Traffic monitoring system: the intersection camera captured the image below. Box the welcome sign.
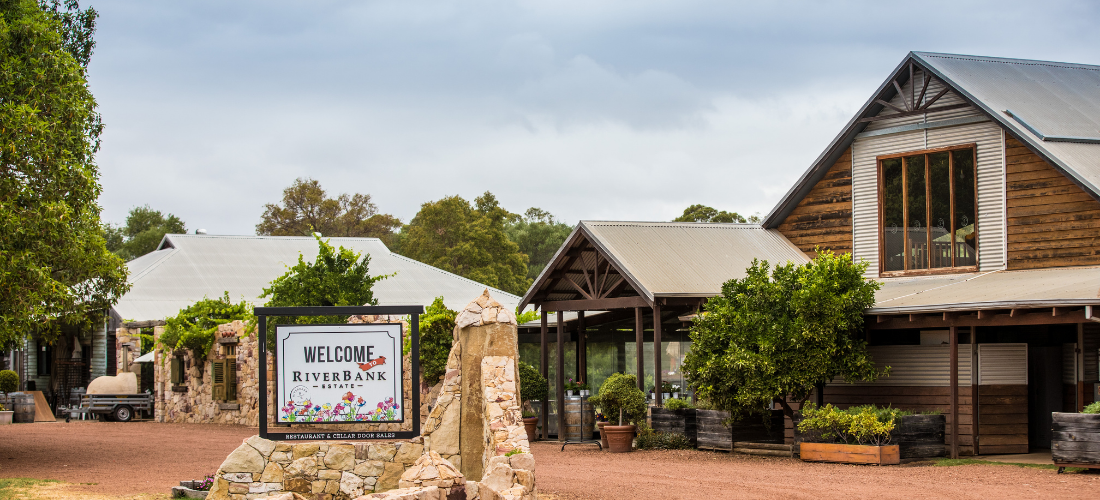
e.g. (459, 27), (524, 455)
(276, 324), (403, 424)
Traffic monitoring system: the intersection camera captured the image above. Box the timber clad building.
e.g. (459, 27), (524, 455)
(521, 52), (1100, 457)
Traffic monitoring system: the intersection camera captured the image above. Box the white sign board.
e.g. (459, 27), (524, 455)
(276, 324), (403, 424)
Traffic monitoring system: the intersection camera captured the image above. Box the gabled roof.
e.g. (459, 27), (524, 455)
(764, 51), (1100, 228)
(519, 221), (808, 310)
(114, 234), (520, 321)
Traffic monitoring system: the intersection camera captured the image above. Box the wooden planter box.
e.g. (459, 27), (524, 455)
(1052, 412), (1100, 466)
(696, 409), (732, 450)
(651, 408), (698, 447)
(800, 442), (900, 465)
(893, 414), (946, 459)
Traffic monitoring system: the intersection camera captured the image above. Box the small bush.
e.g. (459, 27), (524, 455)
(416, 297), (457, 383)
(0, 370), (18, 393)
(518, 361), (548, 404)
(1084, 402), (1100, 415)
(663, 398), (694, 411)
(635, 423), (694, 450)
(798, 403), (901, 446)
(588, 373), (647, 426)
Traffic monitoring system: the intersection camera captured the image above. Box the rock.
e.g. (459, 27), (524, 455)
(325, 479), (340, 494)
(253, 493), (308, 500)
(284, 477), (311, 494)
(455, 310), (481, 329)
(514, 469), (535, 491)
(354, 460), (386, 477)
(228, 483), (249, 494)
(479, 465), (513, 494)
(340, 471), (365, 496)
(507, 453), (534, 472)
(377, 461), (406, 491)
(223, 472), (254, 483)
(285, 457), (319, 478)
(206, 477), (230, 500)
(393, 442), (424, 465)
(247, 435), (278, 457)
(318, 469), (342, 480)
(219, 442), (266, 473)
(325, 444), (356, 470)
(369, 443), (398, 461)
(431, 401), (461, 455)
(260, 462), (284, 483)
(292, 443), (320, 460)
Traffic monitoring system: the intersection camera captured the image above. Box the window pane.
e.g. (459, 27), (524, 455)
(953, 149), (977, 267)
(882, 158), (904, 271)
(929, 152), (952, 268)
(906, 155), (928, 270)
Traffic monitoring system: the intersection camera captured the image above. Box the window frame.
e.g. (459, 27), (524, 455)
(877, 143), (979, 277)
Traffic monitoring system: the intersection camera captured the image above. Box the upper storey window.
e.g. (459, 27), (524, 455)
(880, 145), (977, 275)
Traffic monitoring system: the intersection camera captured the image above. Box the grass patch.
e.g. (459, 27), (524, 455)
(0, 479), (59, 500)
(934, 458), (1085, 472)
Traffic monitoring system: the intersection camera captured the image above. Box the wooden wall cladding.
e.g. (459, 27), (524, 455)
(1005, 137), (1100, 269)
(977, 385), (1029, 455)
(778, 148), (853, 259)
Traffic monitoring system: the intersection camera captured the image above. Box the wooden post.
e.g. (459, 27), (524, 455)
(950, 325), (959, 459)
(578, 311), (587, 385)
(635, 307), (644, 392)
(556, 311), (566, 441)
(654, 303), (663, 406)
(540, 310), (549, 440)
(971, 326), (979, 456)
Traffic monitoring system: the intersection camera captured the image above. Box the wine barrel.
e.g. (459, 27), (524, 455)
(11, 393), (35, 423)
(561, 396), (595, 441)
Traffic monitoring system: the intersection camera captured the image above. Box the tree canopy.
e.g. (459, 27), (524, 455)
(261, 235), (388, 333)
(0, 0), (128, 345)
(103, 205), (186, 261)
(504, 207), (573, 281)
(673, 204), (760, 224)
(394, 192), (531, 296)
(256, 178), (402, 244)
(682, 251), (885, 420)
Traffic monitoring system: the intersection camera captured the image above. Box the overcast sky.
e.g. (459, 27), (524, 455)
(89, 0), (1100, 235)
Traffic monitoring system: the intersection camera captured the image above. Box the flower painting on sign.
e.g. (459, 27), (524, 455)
(276, 324), (403, 423)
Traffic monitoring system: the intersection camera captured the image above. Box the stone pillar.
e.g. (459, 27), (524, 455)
(453, 290), (518, 481)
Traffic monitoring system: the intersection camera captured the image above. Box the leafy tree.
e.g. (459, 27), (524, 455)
(103, 205), (186, 260)
(159, 292), (254, 359)
(395, 192), (531, 296)
(257, 178), (402, 244)
(261, 235), (389, 342)
(504, 208), (573, 281)
(673, 204), (760, 224)
(0, 0), (129, 345)
(682, 251), (885, 421)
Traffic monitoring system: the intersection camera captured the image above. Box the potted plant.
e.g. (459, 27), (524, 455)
(565, 378), (579, 397)
(797, 404), (900, 465)
(518, 362), (547, 443)
(588, 373), (647, 453)
(0, 403), (11, 425)
(661, 381), (674, 401)
(1052, 402), (1100, 469)
(595, 411), (610, 448)
(578, 382), (590, 397)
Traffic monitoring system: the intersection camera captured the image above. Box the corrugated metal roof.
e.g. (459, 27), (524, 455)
(764, 51), (1100, 228)
(869, 266), (1100, 314)
(581, 221), (809, 298)
(113, 234), (519, 321)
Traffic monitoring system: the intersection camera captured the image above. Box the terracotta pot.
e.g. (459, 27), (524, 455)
(523, 417), (539, 442)
(603, 424), (636, 453)
(597, 421), (609, 449)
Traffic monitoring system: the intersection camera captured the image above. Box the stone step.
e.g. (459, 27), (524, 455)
(733, 441), (791, 451)
(733, 447), (793, 457)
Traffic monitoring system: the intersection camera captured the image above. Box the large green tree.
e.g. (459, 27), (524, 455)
(103, 205), (186, 260)
(682, 251), (885, 420)
(0, 0), (128, 345)
(256, 178), (402, 244)
(504, 207), (573, 281)
(673, 204), (760, 224)
(395, 192), (531, 296)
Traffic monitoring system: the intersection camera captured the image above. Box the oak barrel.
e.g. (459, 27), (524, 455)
(562, 396), (595, 441)
(11, 393), (35, 423)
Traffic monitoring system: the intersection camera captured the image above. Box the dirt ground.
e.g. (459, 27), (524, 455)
(1, 421), (1098, 499)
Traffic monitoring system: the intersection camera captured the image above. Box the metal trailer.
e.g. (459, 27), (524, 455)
(67, 393), (154, 422)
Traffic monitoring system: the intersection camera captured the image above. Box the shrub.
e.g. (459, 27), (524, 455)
(635, 423), (694, 450)
(1084, 402), (1100, 414)
(0, 370), (18, 393)
(518, 361), (548, 404)
(663, 398), (694, 411)
(588, 373), (647, 426)
(798, 403), (901, 446)
(412, 297), (456, 383)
